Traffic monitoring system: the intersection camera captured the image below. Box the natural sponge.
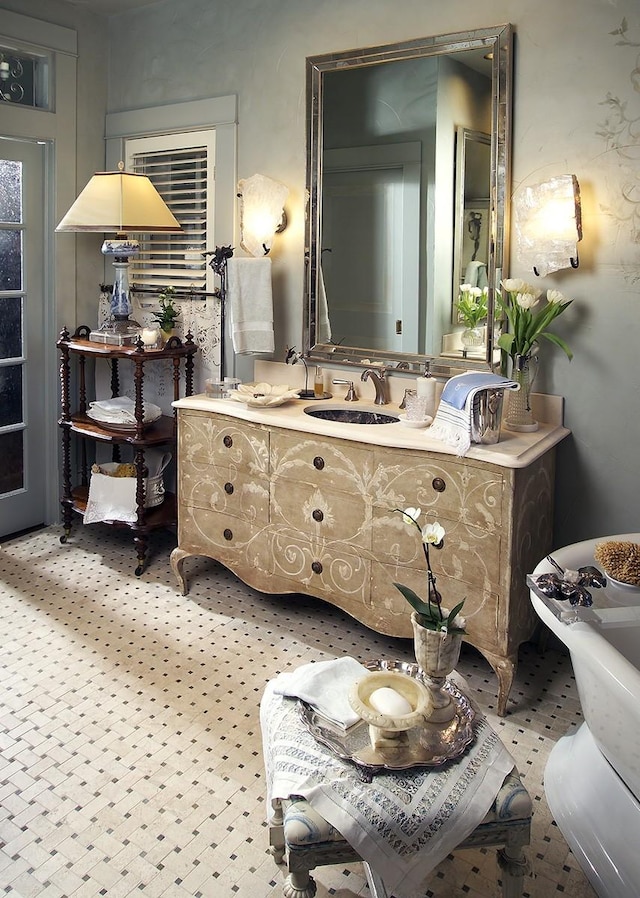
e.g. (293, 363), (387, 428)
(594, 540), (640, 586)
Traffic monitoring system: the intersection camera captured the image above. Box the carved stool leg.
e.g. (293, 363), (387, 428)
(269, 802), (285, 866)
(283, 870), (317, 898)
(497, 840), (530, 897)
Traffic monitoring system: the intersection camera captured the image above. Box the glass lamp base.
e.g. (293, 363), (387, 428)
(89, 316), (142, 346)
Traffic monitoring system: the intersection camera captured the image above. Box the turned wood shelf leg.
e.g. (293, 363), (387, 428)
(134, 535), (148, 577)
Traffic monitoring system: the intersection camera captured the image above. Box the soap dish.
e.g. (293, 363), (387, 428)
(398, 413), (432, 429)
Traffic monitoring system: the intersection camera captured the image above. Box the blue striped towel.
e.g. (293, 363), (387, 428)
(430, 373), (519, 456)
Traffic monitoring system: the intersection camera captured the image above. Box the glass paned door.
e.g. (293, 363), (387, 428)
(0, 139), (45, 537)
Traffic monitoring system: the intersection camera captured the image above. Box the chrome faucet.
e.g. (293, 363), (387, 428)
(360, 367), (388, 405)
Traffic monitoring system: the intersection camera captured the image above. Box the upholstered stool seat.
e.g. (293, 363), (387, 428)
(261, 668), (533, 898)
(269, 769), (531, 898)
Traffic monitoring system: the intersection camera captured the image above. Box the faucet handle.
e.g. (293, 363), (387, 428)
(332, 379), (358, 401)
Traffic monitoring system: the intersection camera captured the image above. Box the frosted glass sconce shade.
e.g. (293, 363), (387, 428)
(514, 174), (582, 277)
(238, 173), (289, 257)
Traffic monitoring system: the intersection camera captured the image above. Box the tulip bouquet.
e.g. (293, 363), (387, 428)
(496, 278), (573, 361)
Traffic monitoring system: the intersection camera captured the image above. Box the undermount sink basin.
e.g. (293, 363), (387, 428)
(304, 406), (399, 425)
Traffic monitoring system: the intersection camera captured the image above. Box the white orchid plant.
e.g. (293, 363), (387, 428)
(496, 278), (573, 362)
(393, 508), (465, 634)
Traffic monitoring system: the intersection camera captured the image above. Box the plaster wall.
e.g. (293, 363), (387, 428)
(5, 0), (640, 549)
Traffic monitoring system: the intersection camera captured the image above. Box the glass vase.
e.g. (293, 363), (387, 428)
(504, 351), (539, 432)
(460, 326), (485, 353)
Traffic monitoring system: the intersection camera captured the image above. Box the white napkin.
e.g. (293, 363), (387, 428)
(272, 657), (369, 728)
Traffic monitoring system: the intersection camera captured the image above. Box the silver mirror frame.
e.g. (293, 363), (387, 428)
(303, 23), (513, 376)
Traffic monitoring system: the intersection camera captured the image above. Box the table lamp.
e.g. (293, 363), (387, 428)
(56, 162), (181, 344)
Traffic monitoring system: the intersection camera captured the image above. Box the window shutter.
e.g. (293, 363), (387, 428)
(126, 132), (215, 293)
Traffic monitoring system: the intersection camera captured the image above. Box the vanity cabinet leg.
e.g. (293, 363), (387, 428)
(479, 648), (516, 717)
(170, 547), (191, 595)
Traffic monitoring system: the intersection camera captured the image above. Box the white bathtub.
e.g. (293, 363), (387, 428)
(530, 534), (640, 898)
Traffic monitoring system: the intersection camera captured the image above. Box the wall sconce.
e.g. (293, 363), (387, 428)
(56, 162), (181, 344)
(514, 174), (583, 277)
(238, 173), (289, 257)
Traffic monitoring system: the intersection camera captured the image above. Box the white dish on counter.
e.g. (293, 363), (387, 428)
(398, 413), (433, 429)
(228, 382), (301, 408)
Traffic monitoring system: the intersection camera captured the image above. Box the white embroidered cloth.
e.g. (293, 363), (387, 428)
(261, 675), (514, 898)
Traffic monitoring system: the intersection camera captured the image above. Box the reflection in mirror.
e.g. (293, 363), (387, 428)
(304, 24), (512, 375)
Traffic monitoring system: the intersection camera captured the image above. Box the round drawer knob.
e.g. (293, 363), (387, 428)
(313, 456), (325, 470)
(223, 528), (233, 541)
(223, 434), (233, 448)
(311, 560), (323, 575)
(432, 477), (446, 493)
(224, 482), (234, 495)
(312, 508), (324, 522)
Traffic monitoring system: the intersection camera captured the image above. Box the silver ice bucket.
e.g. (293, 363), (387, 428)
(471, 388), (505, 445)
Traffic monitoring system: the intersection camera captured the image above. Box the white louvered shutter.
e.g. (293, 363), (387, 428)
(125, 131), (215, 293)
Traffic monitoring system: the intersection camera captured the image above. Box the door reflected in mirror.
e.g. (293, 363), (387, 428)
(304, 24), (513, 374)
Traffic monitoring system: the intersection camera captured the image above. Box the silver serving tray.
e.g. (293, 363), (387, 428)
(299, 659), (477, 778)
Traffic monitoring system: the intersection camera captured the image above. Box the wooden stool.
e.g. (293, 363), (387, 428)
(269, 769), (532, 898)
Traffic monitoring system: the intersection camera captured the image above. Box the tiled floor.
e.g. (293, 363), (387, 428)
(0, 525), (596, 898)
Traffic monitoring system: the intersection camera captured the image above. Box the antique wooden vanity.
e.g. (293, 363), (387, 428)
(170, 394), (568, 714)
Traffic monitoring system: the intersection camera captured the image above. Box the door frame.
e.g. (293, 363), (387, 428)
(0, 10), (79, 528)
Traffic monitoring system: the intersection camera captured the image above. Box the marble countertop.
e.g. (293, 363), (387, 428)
(173, 393), (570, 469)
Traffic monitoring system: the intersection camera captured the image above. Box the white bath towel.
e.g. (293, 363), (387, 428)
(227, 256), (275, 355)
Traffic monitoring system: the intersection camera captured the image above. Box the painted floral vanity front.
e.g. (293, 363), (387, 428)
(170, 395), (569, 715)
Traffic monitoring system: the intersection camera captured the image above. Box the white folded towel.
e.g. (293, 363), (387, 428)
(227, 257), (275, 355)
(272, 657), (369, 729)
(429, 372), (518, 457)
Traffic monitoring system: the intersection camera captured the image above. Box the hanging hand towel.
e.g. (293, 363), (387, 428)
(227, 256), (275, 355)
(429, 372), (519, 456)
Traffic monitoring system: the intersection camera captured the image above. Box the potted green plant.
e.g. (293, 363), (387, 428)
(152, 286), (180, 341)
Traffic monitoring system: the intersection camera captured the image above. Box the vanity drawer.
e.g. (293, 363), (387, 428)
(370, 562), (499, 642)
(269, 530), (371, 606)
(179, 410), (270, 474)
(372, 508), (500, 589)
(180, 460), (269, 524)
(270, 430), (372, 493)
(372, 448), (504, 531)
(178, 505), (272, 571)
(271, 480), (370, 549)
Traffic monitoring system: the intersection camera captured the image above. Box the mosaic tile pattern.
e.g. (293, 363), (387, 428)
(0, 526), (596, 897)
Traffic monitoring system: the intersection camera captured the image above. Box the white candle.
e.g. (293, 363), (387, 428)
(141, 327), (159, 347)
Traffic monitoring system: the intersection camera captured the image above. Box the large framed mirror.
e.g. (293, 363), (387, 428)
(304, 24), (513, 375)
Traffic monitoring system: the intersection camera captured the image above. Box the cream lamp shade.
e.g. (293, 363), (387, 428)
(56, 168), (181, 234)
(56, 164), (181, 342)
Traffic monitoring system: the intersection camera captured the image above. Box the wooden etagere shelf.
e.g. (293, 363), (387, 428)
(57, 324), (197, 575)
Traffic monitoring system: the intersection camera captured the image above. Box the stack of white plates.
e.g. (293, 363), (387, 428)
(87, 396), (162, 428)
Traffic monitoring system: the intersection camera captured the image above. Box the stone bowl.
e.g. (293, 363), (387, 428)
(349, 671), (431, 750)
